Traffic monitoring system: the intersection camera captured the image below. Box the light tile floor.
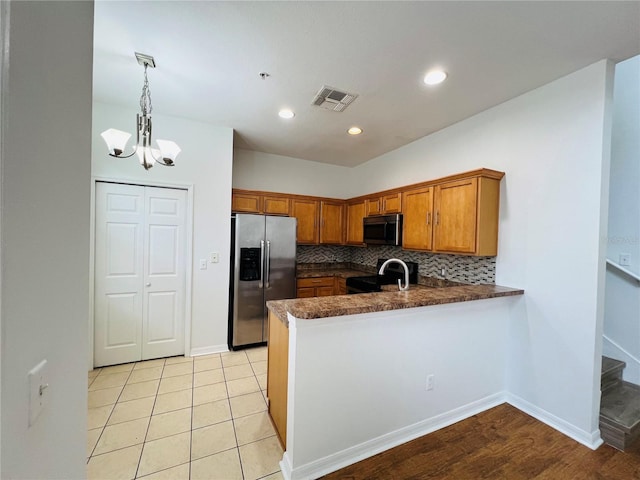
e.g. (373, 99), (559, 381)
(87, 347), (283, 480)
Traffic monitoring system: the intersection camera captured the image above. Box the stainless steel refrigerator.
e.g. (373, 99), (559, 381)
(228, 214), (297, 350)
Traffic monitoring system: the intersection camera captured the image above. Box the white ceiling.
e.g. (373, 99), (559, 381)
(93, 1), (640, 167)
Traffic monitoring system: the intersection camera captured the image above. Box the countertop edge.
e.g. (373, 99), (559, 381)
(267, 285), (524, 324)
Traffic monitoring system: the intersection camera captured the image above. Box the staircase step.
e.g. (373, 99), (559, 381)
(600, 380), (640, 451)
(601, 356), (626, 393)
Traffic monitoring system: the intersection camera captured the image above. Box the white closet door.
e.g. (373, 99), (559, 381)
(142, 186), (187, 360)
(94, 183), (145, 367)
(94, 182), (187, 367)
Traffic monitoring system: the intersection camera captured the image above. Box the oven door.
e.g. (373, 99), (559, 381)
(347, 285), (371, 294)
(346, 276), (382, 294)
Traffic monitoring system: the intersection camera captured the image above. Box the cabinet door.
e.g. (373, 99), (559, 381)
(232, 193), (262, 213)
(290, 199), (319, 244)
(316, 286), (335, 297)
(263, 195), (290, 216)
(346, 201), (366, 245)
(382, 193), (402, 214)
(402, 187), (433, 250)
(334, 277), (347, 295)
(365, 197), (382, 216)
(433, 178), (478, 253)
(320, 201), (344, 244)
(296, 287), (316, 298)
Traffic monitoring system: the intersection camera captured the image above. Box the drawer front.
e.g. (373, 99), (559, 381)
(297, 276), (334, 288)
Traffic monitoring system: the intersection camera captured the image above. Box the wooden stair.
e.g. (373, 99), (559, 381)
(600, 356), (640, 451)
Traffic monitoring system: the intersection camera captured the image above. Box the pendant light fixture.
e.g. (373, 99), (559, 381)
(100, 52), (180, 171)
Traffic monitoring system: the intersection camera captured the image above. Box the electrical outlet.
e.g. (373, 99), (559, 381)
(426, 374), (435, 391)
(620, 253), (631, 267)
(210, 252), (219, 263)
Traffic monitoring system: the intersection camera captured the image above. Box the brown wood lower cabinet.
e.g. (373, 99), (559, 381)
(296, 277), (335, 298)
(267, 311), (288, 448)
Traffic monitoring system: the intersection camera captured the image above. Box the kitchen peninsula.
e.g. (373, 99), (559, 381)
(266, 283), (524, 480)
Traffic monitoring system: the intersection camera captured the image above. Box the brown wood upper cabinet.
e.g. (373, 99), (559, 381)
(402, 186), (434, 251)
(320, 201), (344, 245)
(402, 171), (502, 256)
(365, 192), (402, 216)
(232, 168), (503, 254)
(231, 190), (289, 216)
(432, 176), (501, 255)
(263, 195), (290, 215)
(290, 198), (319, 244)
(345, 200), (366, 245)
(232, 191), (262, 213)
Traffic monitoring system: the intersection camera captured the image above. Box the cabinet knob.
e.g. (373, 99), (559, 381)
(146, 283), (151, 287)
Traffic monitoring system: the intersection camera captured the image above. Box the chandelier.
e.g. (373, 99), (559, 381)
(100, 53), (180, 171)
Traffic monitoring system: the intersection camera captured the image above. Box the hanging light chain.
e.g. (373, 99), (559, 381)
(139, 64), (153, 116)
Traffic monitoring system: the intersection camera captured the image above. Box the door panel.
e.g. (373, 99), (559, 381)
(232, 214), (267, 347)
(142, 186), (187, 360)
(290, 199), (318, 244)
(95, 183), (145, 367)
(402, 187), (433, 250)
(105, 293), (138, 347)
(264, 216), (297, 341)
(107, 223), (139, 275)
(146, 291), (178, 343)
(95, 182), (187, 367)
(434, 178), (478, 253)
(148, 225), (179, 275)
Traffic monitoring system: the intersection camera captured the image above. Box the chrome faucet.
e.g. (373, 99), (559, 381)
(378, 258), (410, 291)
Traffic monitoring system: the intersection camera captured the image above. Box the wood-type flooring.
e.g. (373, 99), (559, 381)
(321, 403), (640, 480)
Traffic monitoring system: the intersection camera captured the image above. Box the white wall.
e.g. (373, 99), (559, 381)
(603, 55), (640, 381)
(92, 102), (234, 355)
(284, 297), (513, 479)
(233, 148), (353, 199)
(354, 60), (614, 444)
(1, 2), (93, 478)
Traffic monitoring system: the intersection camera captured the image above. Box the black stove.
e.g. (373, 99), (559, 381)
(346, 259), (419, 294)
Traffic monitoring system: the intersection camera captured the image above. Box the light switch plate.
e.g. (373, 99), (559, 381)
(199, 259), (207, 270)
(28, 359), (49, 427)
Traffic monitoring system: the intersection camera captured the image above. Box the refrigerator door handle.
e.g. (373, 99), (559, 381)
(265, 240), (271, 288)
(259, 240), (265, 288)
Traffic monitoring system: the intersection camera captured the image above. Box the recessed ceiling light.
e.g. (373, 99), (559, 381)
(278, 109), (295, 119)
(423, 70), (447, 86)
(348, 126), (363, 135)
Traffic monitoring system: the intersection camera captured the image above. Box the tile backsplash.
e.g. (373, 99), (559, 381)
(297, 245), (496, 285)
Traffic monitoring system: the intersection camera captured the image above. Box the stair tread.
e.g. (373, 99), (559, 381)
(602, 356), (626, 377)
(600, 381), (640, 433)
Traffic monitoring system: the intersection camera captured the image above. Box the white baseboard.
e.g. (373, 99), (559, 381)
(189, 344), (229, 357)
(279, 452), (293, 480)
(282, 392), (505, 480)
(506, 393), (603, 450)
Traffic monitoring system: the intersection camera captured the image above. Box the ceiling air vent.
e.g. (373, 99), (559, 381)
(311, 85), (358, 112)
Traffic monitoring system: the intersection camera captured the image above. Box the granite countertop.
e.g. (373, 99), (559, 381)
(267, 284), (524, 324)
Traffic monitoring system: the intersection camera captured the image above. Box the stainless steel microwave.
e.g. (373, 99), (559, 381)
(363, 214), (403, 246)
